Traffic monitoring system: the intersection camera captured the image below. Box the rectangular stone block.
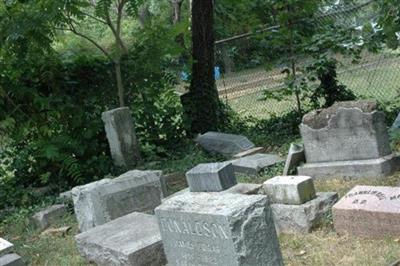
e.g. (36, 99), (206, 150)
(30, 204), (67, 230)
(76, 212), (166, 266)
(333, 185), (400, 238)
(186, 162), (237, 192)
(155, 193), (283, 266)
(195, 132), (255, 157)
(0, 239), (13, 256)
(233, 147), (266, 158)
(231, 153), (284, 176)
(221, 183), (262, 195)
(102, 107), (141, 168)
(0, 253), (24, 266)
(72, 170), (163, 232)
(271, 192), (338, 233)
(263, 176), (316, 205)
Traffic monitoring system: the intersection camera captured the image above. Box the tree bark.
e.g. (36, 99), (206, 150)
(184, 0), (222, 134)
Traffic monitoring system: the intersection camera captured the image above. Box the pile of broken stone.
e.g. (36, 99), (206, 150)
(3, 100), (400, 266)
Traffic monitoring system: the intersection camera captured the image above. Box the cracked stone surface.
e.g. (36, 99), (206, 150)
(72, 170), (163, 232)
(75, 212), (165, 266)
(155, 192), (283, 266)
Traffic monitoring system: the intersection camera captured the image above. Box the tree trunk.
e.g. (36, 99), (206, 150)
(184, 0), (222, 134)
(115, 60), (125, 107)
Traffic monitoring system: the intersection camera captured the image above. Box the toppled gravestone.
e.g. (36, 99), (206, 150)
(195, 131), (255, 157)
(232, 147), (266, 158)
(298, 101), (400, 179)
(0, 253), (25, 266)
(0, 239), (13, 257)
(283, 143), (305, 175)
(30, 204), (67, 230)
(333, 185), (400, 238)
(76, 212), (166, 266)
(263, 176), (338, 233)
(102, 107), (141, 168)
(231, 153), (284, 176)
(186, 162), (237, 192)
(155, 192), (283, 266)
(72, 170), (163, 232)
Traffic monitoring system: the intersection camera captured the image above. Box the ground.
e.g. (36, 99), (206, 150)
(1, 146), (400, 266)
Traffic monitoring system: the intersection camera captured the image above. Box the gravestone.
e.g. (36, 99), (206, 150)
(298, 101), (400, 179)
(263, 176), (316, 205)
(271, 192), (338, 233)
(102, 107), (141, 168)
(72, 170), (163, 232)
(231, 153), (284, 176)
(186, 162), (237, 192)
(195, 132), (255, 157)
(76, 212), (166, 266)
(0, 239), (13, 256)
(283, 143), (305, 175)
(391, 112), (400, 135)
(155, 193), (283, 266)
(333, 185), (400, 238)
(0, 253), (24, 266)
(233, 147), (266, 158)
(30, 204), (67, 230)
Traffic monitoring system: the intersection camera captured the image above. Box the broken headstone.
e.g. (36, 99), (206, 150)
(231, 153), (284, 176)
(283, 143), (305, 175)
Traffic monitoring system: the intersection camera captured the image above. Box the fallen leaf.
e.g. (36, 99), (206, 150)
(41, 226), (71, 237)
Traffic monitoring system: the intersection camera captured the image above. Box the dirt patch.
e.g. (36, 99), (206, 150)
(302, 101), (377, 129)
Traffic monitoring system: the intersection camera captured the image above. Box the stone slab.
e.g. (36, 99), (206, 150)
(76, 212), (166, 266)
(263, 176), (316, 205)
(333, 185), (400, 238)
(232, 147), (266, 158)
(271, 192), (338, 233)
(186, 162), (237, 192)
(155, 192), (283, 266)
(72, 170), (163, 232)
(195, 132), (255, 157)
(221, 183), (262, 195)
(59, 190), (73, 202)
(300, 101), (392, 163)
(0, 253), (24, 266)
(283, 143), (305, 175)
(297, 154), (400, 179)
(102, 107), (141, 168)
(0, 239), (13, 256)
(30, 204), (67, 230)
(392, 112), (400, 130)
(231, 153), (284, 176)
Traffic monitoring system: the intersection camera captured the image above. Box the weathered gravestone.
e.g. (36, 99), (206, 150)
(186, 162), (237, 192)
(283, 143), (305, 175)
(298, 101), (400, 179)
(333, 185), (400, 238)
(102, 107), (141, 168)
(231, 153), (284, 176)
(30, 204), (67, 230)
(0, 239), (13, 257)
(264, 176), (338, 233)
(195, 132), (255, 157)
(76, 212), (166, 266)
(0, 253), (25, 266)
(155, 193), (283, 266)
(233, 147), (266, 158)
(72, 170), (163, 232)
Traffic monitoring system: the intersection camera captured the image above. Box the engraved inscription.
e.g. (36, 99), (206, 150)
(160, 217), (228, 239)
(345, 190), (386, 200)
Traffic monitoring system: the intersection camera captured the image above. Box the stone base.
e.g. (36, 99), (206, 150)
(271, 192), (338, 234)
(75, 212), (166, 266)
(297, 154), (400, 179)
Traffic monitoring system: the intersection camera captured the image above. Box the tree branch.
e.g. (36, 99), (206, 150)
(80, 11), (108, 25)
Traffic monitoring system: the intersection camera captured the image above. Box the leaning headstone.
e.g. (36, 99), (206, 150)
(186, 162), (237, 192)
(76, 212), (166, 266)
(333, 185), (400, 238)
(195, 132), (255, 157)
(0, 253), (25, 266)
(271, 192), (338, 233)
(72, 170), (163, 232)
(263, 176), (316, 205)
(283, 143), (305, 175)
(0, 239), (13, 256)
(155, 193), (283, 266)
(30, 204), (67, 230)
(102, 107), (141, 168)
(391, 112), (400, 135)
(298, 101), (400, 179)
(231, 153), (284, 176)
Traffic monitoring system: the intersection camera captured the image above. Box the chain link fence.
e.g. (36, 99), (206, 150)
(214, 0), (400, 119)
